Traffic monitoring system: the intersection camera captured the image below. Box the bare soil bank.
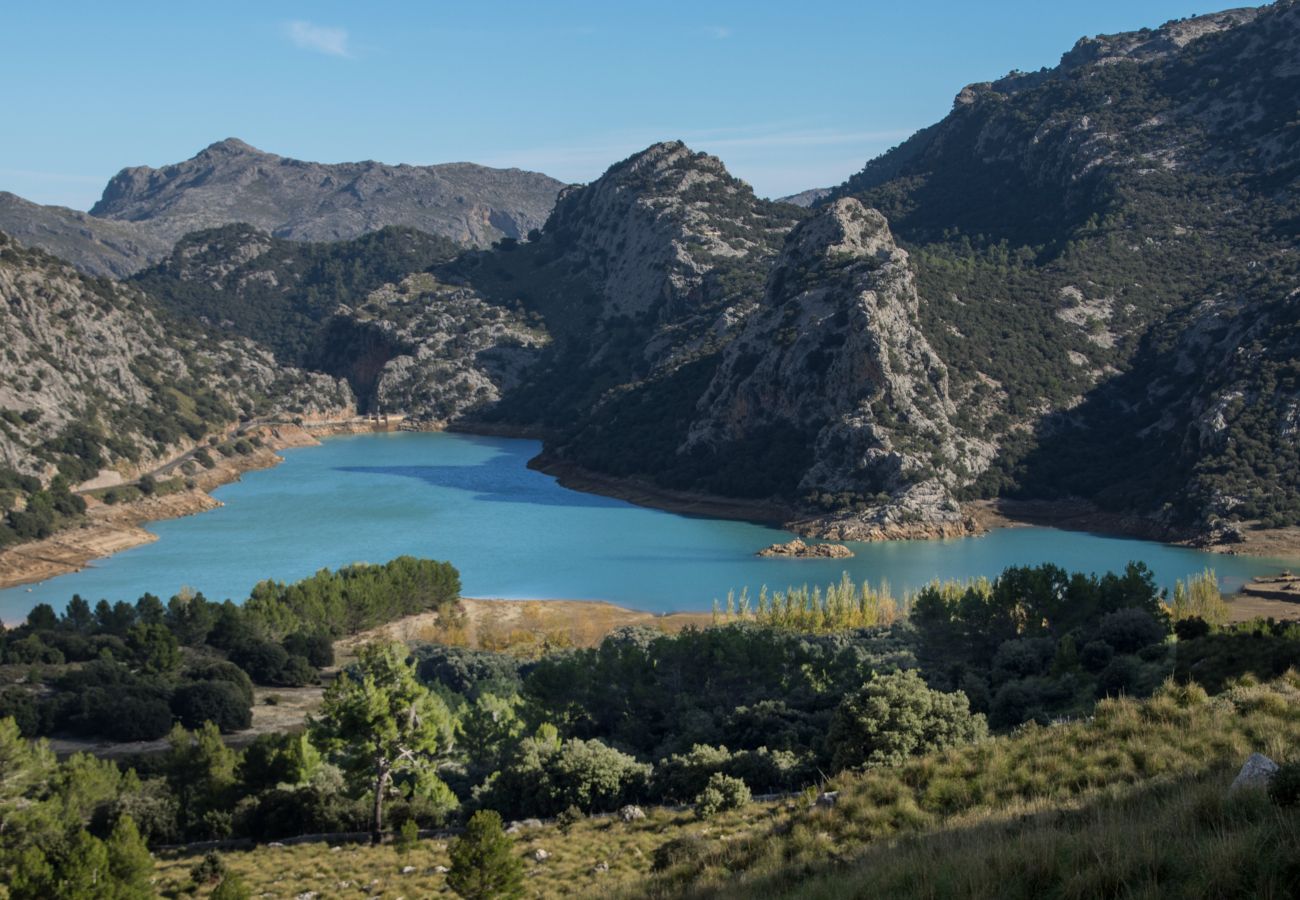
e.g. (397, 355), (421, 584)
(338, 596), (714, 658)
(969, 499), (1300, 561)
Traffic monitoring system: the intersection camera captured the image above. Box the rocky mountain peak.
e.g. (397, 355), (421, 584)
(197, 137), (264, 158)
(540, 141), (792, 323)
(86, 140), (565, 249)
(782, 198), (898, 269)
(606, 140), (730, 182)
(1060, 6), (1261, 70)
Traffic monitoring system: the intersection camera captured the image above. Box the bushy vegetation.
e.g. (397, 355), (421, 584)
(646, 673), (1300, 897)
(3, 554), (1294, 898)
(0, 468), (85, 548)
(141, 672), (1300, 899)
(0, 557), (460, 741)
(826, 670), (987, 771)
(447, 809), (525, 899)
(0, 717), (160, 898)
(243, 555), (460, 638)
(911, 562), (1174, 726)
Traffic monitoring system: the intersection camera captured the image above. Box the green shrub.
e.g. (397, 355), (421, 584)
(283, 631), (335, 667)
(185, 661), (254, 706)
(278, 654), (318, 687)
(228, 639), (289, 685)
(396, 817), (420, 854)
(694, 773), (751, 818)
(190, 851), (227, 885)
(210, 873), (251, 900)
(1098, 608), (1168, 654)
(827, 670), (988, 771)
(1097, 655), (1143, 698)
(172, 681), (252, 733)
(556, 804), (583, 832)
(1081, 640), (1115, 673)
(482, 736), (652, 818)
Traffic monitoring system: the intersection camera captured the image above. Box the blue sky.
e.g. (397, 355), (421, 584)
(2, 1), (1217, 208)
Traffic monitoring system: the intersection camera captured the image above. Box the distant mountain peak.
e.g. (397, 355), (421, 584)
(83, 139), (566, 250)
(198, 137), (264, 157)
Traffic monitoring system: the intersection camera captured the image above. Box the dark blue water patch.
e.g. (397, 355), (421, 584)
(334, 464), (622, 509)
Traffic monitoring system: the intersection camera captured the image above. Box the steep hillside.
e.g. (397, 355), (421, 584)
(456, 141), (808, 494)
(0, 192), (168, 279)
(314, 272), (549, 419)
(818, 1), (1300, 534)
(132, 225), (548, 420)
(0, 231), (351, 497)
(685, 199), (993, 538)
(131, 224), (463, 365)
(92, 138), (564, 248)
(37, 3), (1300, 541)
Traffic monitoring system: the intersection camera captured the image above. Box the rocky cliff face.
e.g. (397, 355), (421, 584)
(92, 138), (564, 248)
(0, 232), (351, 480)
(130, 224), (543, 423)
(537, 141), (798, 335)
(460, 142), (803, 456)
(685, 199), (991, 537)
(323, 272), (548, 421)
(811, 0), (1300, 533)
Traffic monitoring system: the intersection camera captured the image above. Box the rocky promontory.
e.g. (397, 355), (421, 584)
(756, 538), (853, 559)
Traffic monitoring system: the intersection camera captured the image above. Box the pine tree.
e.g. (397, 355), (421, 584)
(105, 815), (154, 899)
(447, 810), (524, 900)
(310, 641), (456, 843)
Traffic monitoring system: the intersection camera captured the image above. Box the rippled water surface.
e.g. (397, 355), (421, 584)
(1, 432), (1292, 623)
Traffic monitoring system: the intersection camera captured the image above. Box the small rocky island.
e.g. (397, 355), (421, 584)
(756, 538), (854, 559)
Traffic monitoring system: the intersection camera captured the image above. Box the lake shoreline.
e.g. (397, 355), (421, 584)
(0, 418), (400, 595)
(3, 426), (1297, 624)
(527, 450), (1300, 563)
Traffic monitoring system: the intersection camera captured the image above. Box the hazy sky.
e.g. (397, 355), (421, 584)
(3, 0), (1215, 209)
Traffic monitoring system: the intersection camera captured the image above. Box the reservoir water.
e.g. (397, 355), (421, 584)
(1, 431), (1293, 624)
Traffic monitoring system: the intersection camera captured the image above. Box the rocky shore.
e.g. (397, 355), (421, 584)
(757, 539), (853, 559)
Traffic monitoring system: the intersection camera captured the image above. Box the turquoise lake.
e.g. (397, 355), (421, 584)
(1, 431), (1294, 624)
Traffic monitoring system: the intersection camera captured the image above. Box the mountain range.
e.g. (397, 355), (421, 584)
(1, 0), (1297, 544)
(0, 139), (565, 277)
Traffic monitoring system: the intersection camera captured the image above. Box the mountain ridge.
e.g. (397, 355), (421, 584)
(0, 139), (567, 277)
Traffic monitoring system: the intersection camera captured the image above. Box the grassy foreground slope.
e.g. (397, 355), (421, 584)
(155, 673), (1300, 898)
